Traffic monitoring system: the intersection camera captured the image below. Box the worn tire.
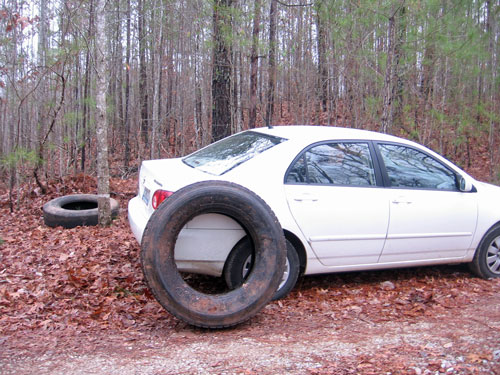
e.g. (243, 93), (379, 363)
(469, 224), (500, 279)
(140, 181), (287, 329)
(43, 194), (119, 228)
(224, 237), (300, 300)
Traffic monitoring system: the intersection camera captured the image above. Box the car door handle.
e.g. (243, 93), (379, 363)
(392, 198), (412, 205)
(293, 195), (318, 202)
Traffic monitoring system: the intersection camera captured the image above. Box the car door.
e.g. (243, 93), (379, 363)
(284, 142), (391, 267)
(376, 143), (478, 263)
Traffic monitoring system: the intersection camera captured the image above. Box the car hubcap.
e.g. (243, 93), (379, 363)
(487, 236), (500, 274)
(242, 255), (290, 290)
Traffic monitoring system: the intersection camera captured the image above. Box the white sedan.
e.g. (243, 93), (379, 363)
(128, 125), (500, 300)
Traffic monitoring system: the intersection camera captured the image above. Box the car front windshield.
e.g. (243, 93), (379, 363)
(183, 131), (286, 175)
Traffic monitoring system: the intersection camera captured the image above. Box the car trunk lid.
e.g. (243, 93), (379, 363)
(138, 158), (210, 214)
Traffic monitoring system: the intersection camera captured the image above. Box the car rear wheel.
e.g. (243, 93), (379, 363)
(470, 224), (500, 279)
(140, 181), (287, 329)
(224, 237), (300, 300)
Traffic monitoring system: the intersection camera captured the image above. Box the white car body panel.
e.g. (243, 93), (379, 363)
(174, 214), (245, 276)
(285, 184), (390, 267)
(466, 181), (500, 258)
(381, 188), (478, 262)
(127, 125), (500, 279)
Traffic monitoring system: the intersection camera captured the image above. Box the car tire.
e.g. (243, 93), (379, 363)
(469, 224), (500, 279)
(140, 181), (287, 329)
(224, 237), (300, 300)
(43, 194), (119, 229)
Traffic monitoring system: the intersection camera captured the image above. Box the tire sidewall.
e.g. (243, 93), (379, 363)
(43, 194), (119, 228)
(473, 224), (500, 279)
(224, 237), (300, 300)
(223, 237), (254, 289)
(272, 240), (300, 300)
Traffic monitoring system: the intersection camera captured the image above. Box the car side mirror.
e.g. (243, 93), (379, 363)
(458, 175), (474, 192)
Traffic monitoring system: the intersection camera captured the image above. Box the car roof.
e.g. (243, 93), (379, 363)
(249, 125), (470, 177)
(251, 125), (405, 144)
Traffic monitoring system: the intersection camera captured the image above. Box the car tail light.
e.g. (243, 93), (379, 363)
(152, 189), (173, 209)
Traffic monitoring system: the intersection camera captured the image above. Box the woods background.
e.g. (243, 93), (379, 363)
(0, 0), (498, 200)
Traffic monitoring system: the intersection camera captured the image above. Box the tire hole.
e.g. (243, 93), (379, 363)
(173, 213), (247, 294)
(180, 273), (231, 294)
(61, 201), (98, 210)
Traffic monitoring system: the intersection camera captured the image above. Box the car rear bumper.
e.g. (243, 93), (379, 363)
(128, 196), (149, 244)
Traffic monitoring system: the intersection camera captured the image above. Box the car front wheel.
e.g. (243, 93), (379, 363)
(470, 224), (500, 279)
(224, 237), (300, 300)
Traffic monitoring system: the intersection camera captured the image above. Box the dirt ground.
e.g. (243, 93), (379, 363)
(1, 271), (500, 375)
(1, 177), (500, 374)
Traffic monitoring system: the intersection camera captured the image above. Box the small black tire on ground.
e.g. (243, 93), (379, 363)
(140, 181), (287, 329)
(224, 237), (300, 300)
(43, 194), (119, 229)
(469, 223), (500, 279)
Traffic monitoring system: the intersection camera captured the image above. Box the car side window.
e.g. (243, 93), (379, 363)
(286, 143), (376, 186)
(378, 144), (457, 190)
(286, 154), (307, 183)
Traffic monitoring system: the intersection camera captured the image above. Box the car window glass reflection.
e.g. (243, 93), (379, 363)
(378, 144), (457, 190)
(183, 132), (285, 175)
(287, 143), (376, 186)
(286, 154), (307, 183)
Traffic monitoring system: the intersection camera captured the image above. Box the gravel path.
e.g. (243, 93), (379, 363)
(2, 290), (499, 375)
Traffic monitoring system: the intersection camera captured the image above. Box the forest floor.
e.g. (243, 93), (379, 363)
(1, 175), (500, 375)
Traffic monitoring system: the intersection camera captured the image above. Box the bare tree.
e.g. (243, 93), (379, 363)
(212, 0), (233, 141)
(81, 0), (94, 172)
(381, 6), (398, 134)
(94, 0), (111, 226)
(248, 0), (261, 129)
(315, 0), (329, 114)
(265, 0), (277, 127)
(123, 0), (132, 170)
(392, 3), (406, 131)
(138, 0), (149, 146)
(487, 0), (498, 178)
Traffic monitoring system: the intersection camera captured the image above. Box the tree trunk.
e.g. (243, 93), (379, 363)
(151, 5), (164, 160)
(211, 0), (233, 142)
(123, 0), (131, 170)
(112, 1), (123, 153)
(420, 38), (435, 145)
(34, 0), (48, 191)
(7, 6), (19, 212)
(487, 0), (497, 179)
(265, 0), (277, 127)
(381, 14), (395, 134)
(248, 0), (261, 129)
(81, 0), (94, 173)
(316, 0), (328, 113)
(95, 0), (111, 226)
(194, 31), (204, 148)
(393, 4), (406, 131)
(138, 0), (149, 146)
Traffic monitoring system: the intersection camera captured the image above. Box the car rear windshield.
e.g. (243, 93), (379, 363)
(183, 131), (286, 175)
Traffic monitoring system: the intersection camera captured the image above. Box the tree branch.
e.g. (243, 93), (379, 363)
(276, 0), (313, 7)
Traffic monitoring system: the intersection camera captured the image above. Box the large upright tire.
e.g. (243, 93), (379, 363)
(140, 181), (287, 329)
(43, 194), (119, 228)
